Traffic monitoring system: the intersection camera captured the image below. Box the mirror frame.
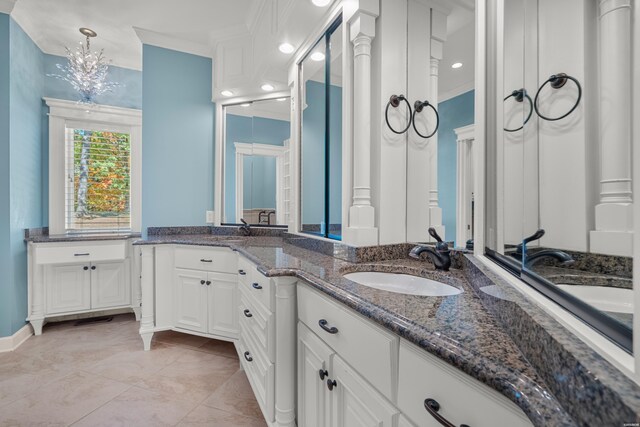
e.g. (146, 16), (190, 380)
(214, 92), (292, 227)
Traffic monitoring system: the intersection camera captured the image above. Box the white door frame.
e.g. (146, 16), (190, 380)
(234, 142), (287, 224)
(454, 124), (475, 248)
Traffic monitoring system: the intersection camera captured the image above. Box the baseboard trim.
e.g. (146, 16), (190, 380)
(0, 324), (33, 353)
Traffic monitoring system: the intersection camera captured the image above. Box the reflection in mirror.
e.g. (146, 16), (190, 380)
(300, 16), (343, 240)
(488, 0), (634, 351)
(223, 98), (290, 226)
(436, 5), (475, 249)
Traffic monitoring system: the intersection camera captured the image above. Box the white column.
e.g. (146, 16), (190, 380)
(274, 277), (297, 427)
(344, 11), (379, 246)
(27, 243), (45, 335)
(455, 125), (476, 248)
(427, 11), (447, 240)
(590, 0), (633, 256)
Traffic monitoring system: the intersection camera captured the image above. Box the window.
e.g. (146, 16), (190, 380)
(46, 98), (141, 234)
(65, 127), (131, 232)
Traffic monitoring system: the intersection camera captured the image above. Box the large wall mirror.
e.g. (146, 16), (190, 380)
(222, 98), (291, 226)
(486, 0), (634, 352)
(299, 16), (343, 240)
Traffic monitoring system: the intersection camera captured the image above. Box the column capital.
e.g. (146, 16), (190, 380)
(599, 0), (631, 18)
(350, 11), (376, 41)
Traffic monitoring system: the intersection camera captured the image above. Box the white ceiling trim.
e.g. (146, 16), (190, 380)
(134, 26), (212, 60)
(439, 80), (474, 103)
(0, 0), (16, 14)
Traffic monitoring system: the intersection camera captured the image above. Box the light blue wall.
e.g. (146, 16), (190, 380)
(0, 16), (45, 337)
(301, 80), (342, 227)
(438, 90), (474, 244)
(141, 45), (214, 234)
(0, 13), (12, 338)
(43, 53), (142, 109)
(224, 114), (290, 222)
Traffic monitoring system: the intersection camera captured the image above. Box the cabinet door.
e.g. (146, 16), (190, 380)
(45, 264), (91, 314)
(329, 355), (399, 427)
(298, 323), (334, 427)
(91, 261), (130, 309)
(207, 272), (239, 338)
(174, 268), (208, 333)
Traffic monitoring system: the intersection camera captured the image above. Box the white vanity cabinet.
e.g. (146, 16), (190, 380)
(296, 282), (533, 427)
(28, 239), (139, 335)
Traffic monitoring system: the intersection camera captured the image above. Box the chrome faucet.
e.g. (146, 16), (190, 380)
(409, 227), (451, 271)
(239, 218), (251, 236)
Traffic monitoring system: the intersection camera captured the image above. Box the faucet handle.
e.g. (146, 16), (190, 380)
(523, 228), (545, 245)
(428, 227), (443, 243)
(240, 218), (248, 225)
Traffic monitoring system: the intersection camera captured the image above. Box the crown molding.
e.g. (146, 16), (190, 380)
(439, 80), (474, 103)
(0, 0), (16, 14)
(134, 26), (213, 59)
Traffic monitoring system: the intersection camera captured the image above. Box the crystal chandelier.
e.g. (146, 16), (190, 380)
(49, 28), (119, 104)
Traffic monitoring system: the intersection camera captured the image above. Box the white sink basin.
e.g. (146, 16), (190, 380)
(343, 272), (462, 296)
(557, 284), (633, 314)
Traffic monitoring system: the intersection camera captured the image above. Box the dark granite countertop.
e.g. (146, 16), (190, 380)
(26, 232), (141, 243)
(136, 233), (575, 426)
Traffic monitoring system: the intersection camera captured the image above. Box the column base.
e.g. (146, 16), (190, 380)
(428, 206), (445, 242)
(343, 226), (379, 246)
(594, 202), (633, 230)
(30, 318), (44, 336)
(590, 230), (633, 257)
(140, 331), (154, 351)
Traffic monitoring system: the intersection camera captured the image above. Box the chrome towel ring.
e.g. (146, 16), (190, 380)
(412, 100), (439, 139)
(503, 88), (533, 132)
(385, 94), (412, 134)
(533, 73), (582, 121)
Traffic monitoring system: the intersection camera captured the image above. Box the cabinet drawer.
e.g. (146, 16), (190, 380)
(398, 340), (533, 427)
(35, 241), (126, 265)
(297, 283), (399, 401)
(174, 246), (237, 273)
(238, 264), (273, 312)
(238, 331), (275, 422)
(239, 288), (274, 362)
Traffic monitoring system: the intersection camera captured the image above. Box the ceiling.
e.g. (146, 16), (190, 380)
(7, 0), (474, 101)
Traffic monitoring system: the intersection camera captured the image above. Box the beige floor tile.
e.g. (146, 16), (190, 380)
(0, 371), (129, 426)
(84, 342), (184, 384)
(197, 339), (238, 359)
(133, 350), (239, 403)
(152, 330), (211, 348)
(178, 405), (268, 427)
(202, 370), (263, 419)
(72, 386), (198, 427)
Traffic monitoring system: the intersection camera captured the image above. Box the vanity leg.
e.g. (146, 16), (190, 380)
(132, 306), (141, 321)
(140, 331), (154, 351)
(30, 319), (44, 336)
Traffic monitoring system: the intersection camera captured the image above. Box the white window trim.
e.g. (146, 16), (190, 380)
(45, 98), (142, 234)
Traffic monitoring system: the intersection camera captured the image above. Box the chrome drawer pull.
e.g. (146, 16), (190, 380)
(74, 253), (90, 256)
(200, 259), (213, 263)
(252, 283), (263, 290)
(244, 351), (253, 362)
(424, 398), (470, 427)
(318, 319), (338, 334)
(243, 309), (253, 318)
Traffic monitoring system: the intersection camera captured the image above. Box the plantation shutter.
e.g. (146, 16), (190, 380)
(64, 125), (132, 232)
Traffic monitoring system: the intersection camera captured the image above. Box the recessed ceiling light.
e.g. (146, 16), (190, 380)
(261, 83), (275, 91)
(276, 97), (287, 102)
(278, 43), (295, 54)
(221, 90), (234, 97)
(311, 52), (325, 62)
(240, 103), (251, 107)
(451, 62), (463, 69)
(312, 0), (331, 6)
